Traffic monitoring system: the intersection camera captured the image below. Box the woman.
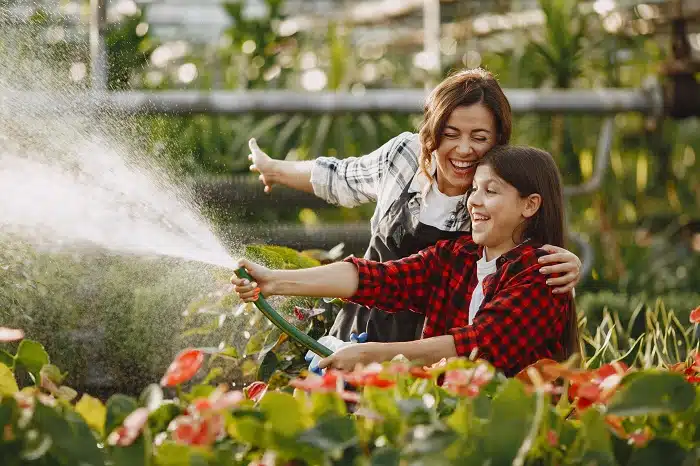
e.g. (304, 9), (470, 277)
(233, 146), (579, 376)
(247, 68), (581, 344)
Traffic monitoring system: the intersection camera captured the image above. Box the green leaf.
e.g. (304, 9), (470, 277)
(14, 339), (49, 383)
(259, 391), (308, 436)
(403, 425), (458, 456)
(579, 409), (615, 466)
(148, 402), (182, 433)
(109, 433), (149, 466)
(371, 447), (401, 466)
(256, 350), (278, 382)
(75, 394), (107, 436)
(0, 350), (15, 368)
(625, 438), (696, 466)
(32, 402), (105, 465)
(0, 362), (19, 395)
(482, 379), (534, 464)
(297, 415), (358, 452)
(607, 372), (696, 416)
(105, 394), (139, 435)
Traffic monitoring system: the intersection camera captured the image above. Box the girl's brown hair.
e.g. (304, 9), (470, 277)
(479, 145), (580, 360)
(418, 68), (512, 183)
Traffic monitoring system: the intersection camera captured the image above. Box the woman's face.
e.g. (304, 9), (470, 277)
(467, 164), (540, 259)
(434, 104), (497, 197)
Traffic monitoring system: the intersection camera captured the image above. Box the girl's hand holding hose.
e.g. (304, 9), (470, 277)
(231, 259), (276, 301)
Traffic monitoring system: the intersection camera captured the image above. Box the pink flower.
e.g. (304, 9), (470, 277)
(244, 381), (268, 403)
(442, 362), (494, 397)
(0, 327), (24, 342)
(290, 371), (360, 403)
(107, 408), (149, 447)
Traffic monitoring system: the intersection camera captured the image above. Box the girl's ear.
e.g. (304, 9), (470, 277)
(522, 193), (542, 218)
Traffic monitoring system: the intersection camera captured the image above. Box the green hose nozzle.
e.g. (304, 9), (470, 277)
(235, 267), (333, 358)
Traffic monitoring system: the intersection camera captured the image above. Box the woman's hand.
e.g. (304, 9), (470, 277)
(538, 245), (582, 294)
(318, 342), (387, 371)
(248, 138), (277, 194)
(230, 259), (277, 301)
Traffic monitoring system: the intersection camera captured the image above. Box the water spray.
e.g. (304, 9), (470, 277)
(234, 267), (333, 357)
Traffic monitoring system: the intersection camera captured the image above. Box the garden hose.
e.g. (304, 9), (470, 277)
(234, 267), (333, 358)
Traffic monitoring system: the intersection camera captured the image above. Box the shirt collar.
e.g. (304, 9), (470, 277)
(477, 240), (540, 266)
(408, 155), (437, 194)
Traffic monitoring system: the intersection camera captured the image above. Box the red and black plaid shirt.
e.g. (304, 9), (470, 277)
(344, 237), (571, 376)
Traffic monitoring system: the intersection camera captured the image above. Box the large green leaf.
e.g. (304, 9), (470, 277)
(579, 409), (615, 466)
(625, 438), (696, 466)
(482, 379), (534, 464)
(297, 415), (358, 452)
(109, 433), (149, 466)
(607, 372), (696, 416)
(32, 402), (104, 465)
(0, 362), (19, 395)
(14, 340), (49, 383)
(258, 391), (308, 436)
(371, 447), (401, 466)
(104, 394), (139, 435)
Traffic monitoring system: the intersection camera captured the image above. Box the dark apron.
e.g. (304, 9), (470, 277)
(329, 175), (466, 342)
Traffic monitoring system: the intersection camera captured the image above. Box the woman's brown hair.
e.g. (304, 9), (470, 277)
(418, 68), (512, 183)
(479, 145), (580, 360)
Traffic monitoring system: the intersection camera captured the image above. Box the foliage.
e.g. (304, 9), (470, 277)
(3, 325), (700, 465)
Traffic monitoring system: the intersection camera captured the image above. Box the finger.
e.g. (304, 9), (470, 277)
(537, 252), (572, 265)
(263, 185), (272, 194)
(249, 163), (258, 172)
(540, 263), (577, 275)
(318, 356), (333, 370)
(248, 153), (253, 161)
(249, 138), (261, 154)
(546, 272), (577, 288)
(540, 244), (566, 254)
(552, 282), (576, 294)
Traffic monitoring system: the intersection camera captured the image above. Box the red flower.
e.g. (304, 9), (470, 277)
(690, 306), (700, 324)
(160, 349), (204, 387)
(547, 430), (558, 447)
(170, 414), (222, 446)
(567, 362), (629, 411)
(343, 364), (396, 388)
(0, 327), (24, 342)
(244, 381), (268, 403)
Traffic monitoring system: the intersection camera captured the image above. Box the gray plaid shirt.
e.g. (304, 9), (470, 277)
(310, 132), (472, 235)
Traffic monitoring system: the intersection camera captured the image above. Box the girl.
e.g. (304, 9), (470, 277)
(233, 146), (579, 377)
(246, 68), (581, 344)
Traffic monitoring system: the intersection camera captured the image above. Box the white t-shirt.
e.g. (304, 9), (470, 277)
(419, 182), (465, 230)
(468, 254), (499, 324)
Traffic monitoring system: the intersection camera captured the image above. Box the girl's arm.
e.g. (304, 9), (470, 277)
(318, 335), (457, 371)
(233, 259), (359, 300)
(234, 239), (449, 311)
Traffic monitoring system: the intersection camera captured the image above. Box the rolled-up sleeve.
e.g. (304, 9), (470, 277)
(448, 262), (569, 374)
(310, 132), (412, 207)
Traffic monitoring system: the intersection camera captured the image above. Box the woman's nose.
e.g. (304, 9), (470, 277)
(467, 189), (482, 206)
(455, 139), (471, 155)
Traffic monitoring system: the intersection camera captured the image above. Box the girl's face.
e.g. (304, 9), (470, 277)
(467, 164), (541, 259)
(434, 104), (497, 197)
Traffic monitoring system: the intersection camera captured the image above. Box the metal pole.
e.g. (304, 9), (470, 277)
(90, 0), (108, 91)
(0, 87), (663, 116)
(423, 0), (441, 85)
